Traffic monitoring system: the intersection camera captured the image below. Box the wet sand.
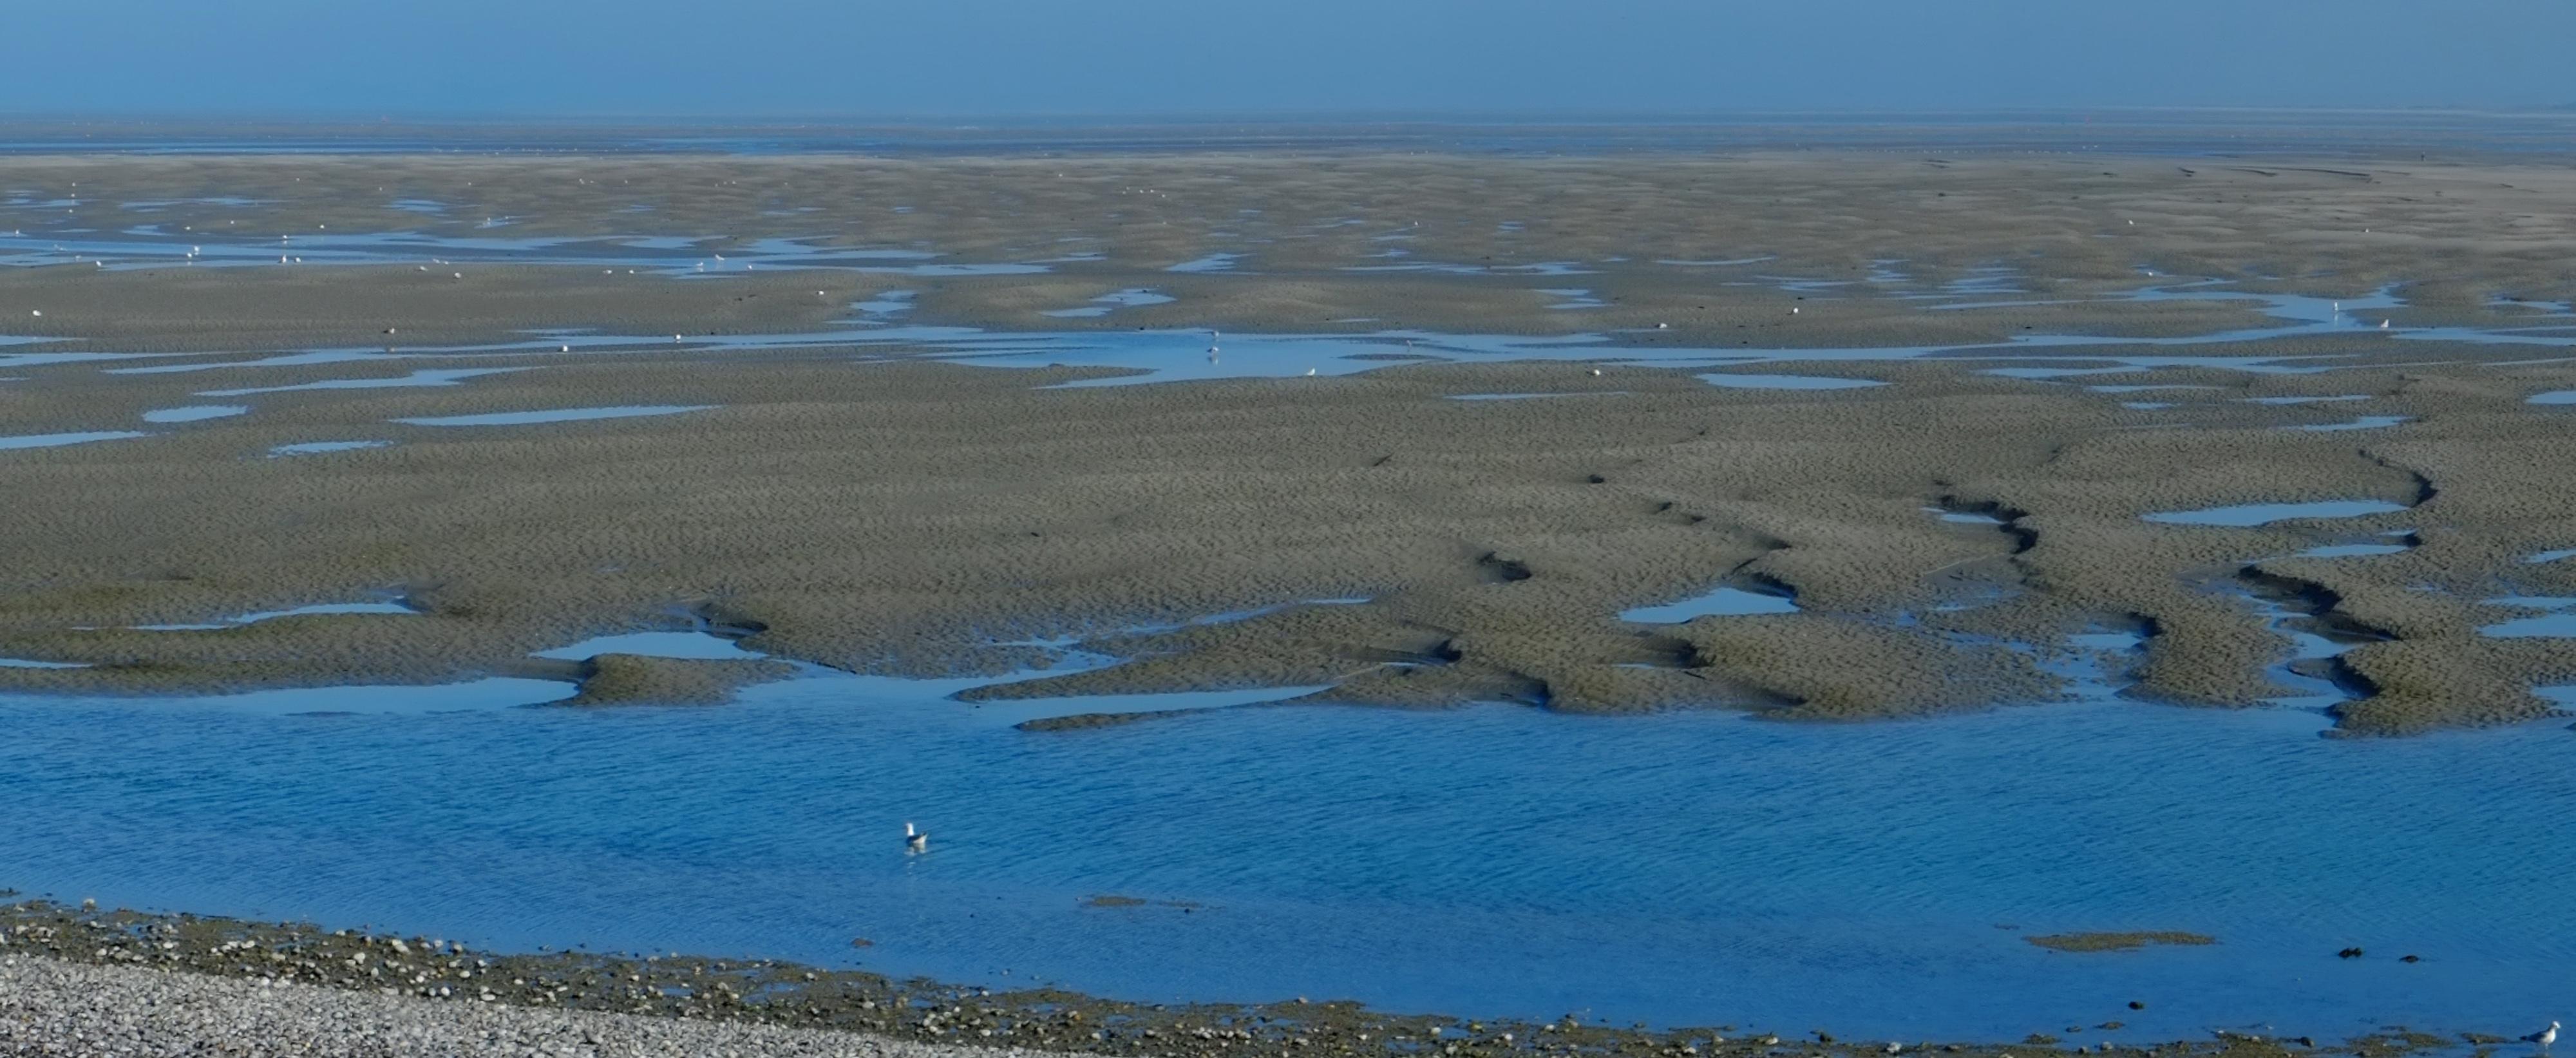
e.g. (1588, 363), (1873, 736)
(4, 150), (2576, 733)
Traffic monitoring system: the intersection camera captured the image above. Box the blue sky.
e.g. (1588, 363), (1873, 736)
(5, 0), (2569, 118)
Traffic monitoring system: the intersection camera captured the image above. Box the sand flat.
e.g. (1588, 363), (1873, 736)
(2, 147), (2575, 733)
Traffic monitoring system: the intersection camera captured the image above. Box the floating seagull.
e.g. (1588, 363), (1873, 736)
(904, 822), (928, 854)
(2525, 1022), (2557, 1053)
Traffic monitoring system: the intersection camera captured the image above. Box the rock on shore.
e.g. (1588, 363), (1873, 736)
(0, 952), (1068, 1058)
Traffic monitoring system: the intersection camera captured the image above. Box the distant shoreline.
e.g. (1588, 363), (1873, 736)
(1, 108), (2573, 159)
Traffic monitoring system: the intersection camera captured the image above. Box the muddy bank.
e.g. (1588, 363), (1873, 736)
(8, 338), (2576, 732)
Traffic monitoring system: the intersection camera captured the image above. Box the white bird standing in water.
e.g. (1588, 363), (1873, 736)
(904, 822), (928, 854)
(2524, 1021), (2557, 1054)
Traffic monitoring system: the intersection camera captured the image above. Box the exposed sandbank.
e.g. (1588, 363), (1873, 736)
(5, 151), (2576, 733)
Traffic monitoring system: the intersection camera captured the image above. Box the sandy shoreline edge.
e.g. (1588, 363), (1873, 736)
(0, 898), (2467, 1058)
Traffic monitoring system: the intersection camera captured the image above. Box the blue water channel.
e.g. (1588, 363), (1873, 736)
(3, 657), (2571, 1042)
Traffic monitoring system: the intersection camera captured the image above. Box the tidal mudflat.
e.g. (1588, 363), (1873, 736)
(6, 126), (2576, 1047)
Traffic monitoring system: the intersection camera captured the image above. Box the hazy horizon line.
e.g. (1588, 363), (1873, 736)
(3, 104), (2574, 128)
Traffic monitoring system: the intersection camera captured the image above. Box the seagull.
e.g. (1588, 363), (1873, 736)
(1589, 368), (1603, 377)
(2525, 1022), (2557, 1053)
(904, 822), (928, 854)
(1305, 368), (1318, 376)
(2379, 319), (2391, 329)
